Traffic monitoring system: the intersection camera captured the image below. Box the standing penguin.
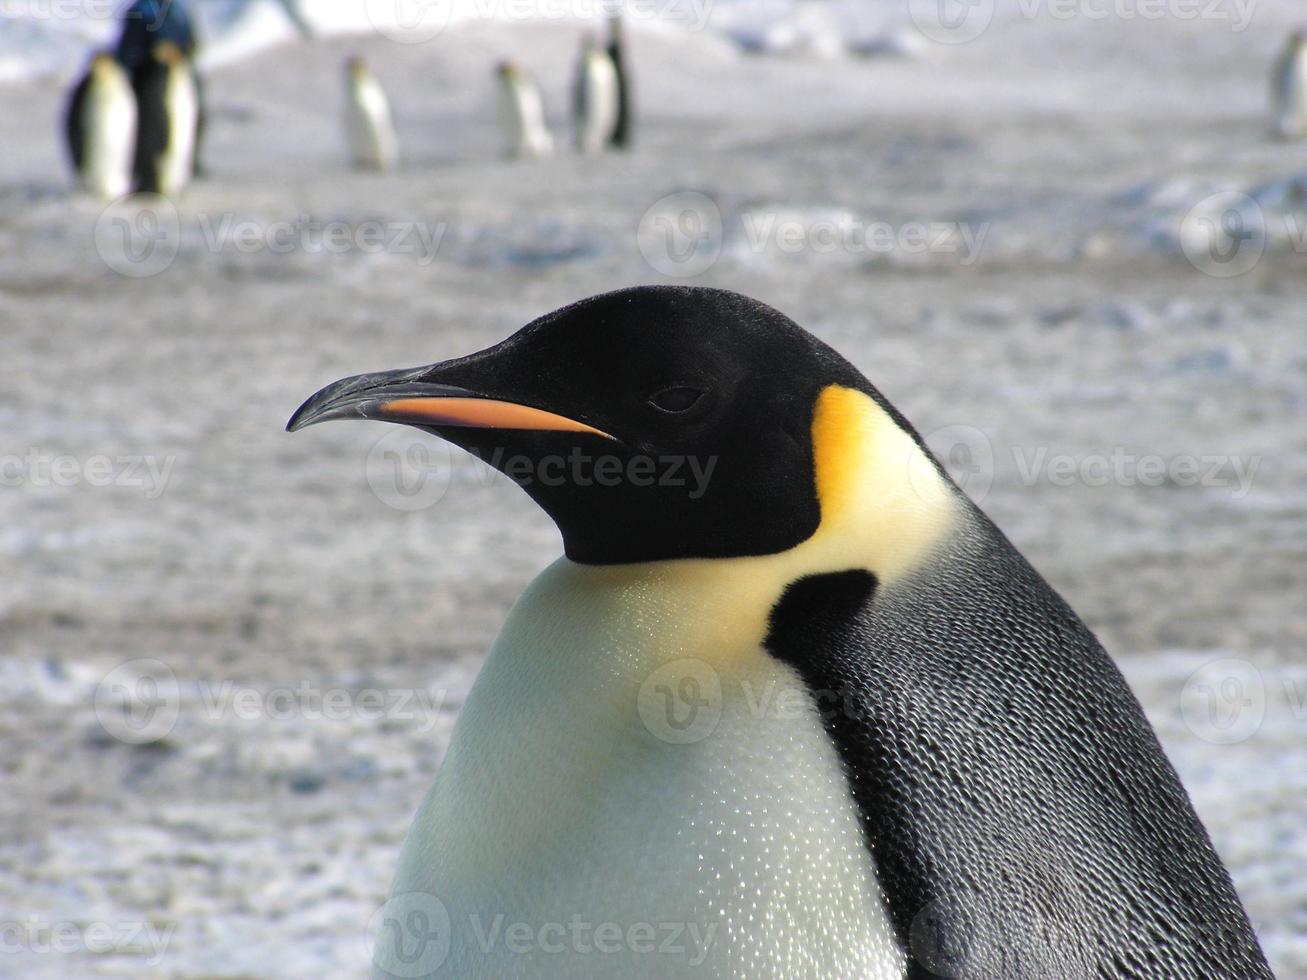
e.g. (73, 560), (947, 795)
(131, 41), (199, 197)
(606, 12), (632, 148)
(343, 57), (399, 172)
(64, 53), (138, 201)
(115, 0), (206, 177)
(290, 287), (1271, 980)
(495, 61), (554, 159)
(1271, 29), (1307, 139)
(572, 34), (619, 154)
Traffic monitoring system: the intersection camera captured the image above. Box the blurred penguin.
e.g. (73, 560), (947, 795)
(497, 61), (554, 159)
(64, 53), (138, 201)
(573, 34), (619, 154)
(1272, 30), (1307, 139)
(343, 57), (399, 172)
(132, 41), (200, 196)
(115, 0), (206, 176)
(606, 12), (632, 148)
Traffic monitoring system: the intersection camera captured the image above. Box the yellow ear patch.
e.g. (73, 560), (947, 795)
(809, 384), (957, 582)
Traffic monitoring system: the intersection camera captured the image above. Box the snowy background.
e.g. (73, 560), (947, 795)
(0, 0), (1304, 976)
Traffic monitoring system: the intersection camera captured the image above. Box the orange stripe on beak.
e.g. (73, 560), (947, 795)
(378, 397), (615, 439)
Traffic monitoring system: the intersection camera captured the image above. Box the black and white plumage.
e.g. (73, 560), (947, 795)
(65, 53), (138, 201)
(606, 12), (632, 148)
(572, 34), (619, 154)
(495, 61), (554, 159)
(343, 57), (398, 172)
(1271, 29), (1307, 139)
(289, 287), (1271, 979)
(131, 41), (199, 196)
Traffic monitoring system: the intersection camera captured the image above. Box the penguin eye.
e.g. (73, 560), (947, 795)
(648, 386), (706, 414)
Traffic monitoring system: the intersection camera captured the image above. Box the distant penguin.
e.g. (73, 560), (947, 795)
(606, 12), (632, 148)
(291, 286), (1272, 979)
(343, 57), (399, 172)
(64, 53), (138, 201)
(132, 41), (199, 196)
(1271, 29), (1307, 139)
(496, 61), (554, 159)
(572, 34), (619, 155)
(115, 0), (205, 176)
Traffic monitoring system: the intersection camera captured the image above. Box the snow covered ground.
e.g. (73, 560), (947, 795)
(0, 2), (1304, 976)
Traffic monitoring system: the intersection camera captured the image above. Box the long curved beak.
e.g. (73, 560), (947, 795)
(285, 365), (616, 440)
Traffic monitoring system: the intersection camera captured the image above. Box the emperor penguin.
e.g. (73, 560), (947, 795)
(572, 34), (619, 155)
(1271, 29), (1307, 139)
(64, 53), (138, 201)
(131, 41), (199, 197)
(288, 286), (1272, 979)
(114, 0), (206, 177)
(606, 12), (633, 148)
(495, 61), (554, 160)
(343, 56), (399, 172)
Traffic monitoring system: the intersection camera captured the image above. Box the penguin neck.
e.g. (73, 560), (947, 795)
(555, 385), (962, 662)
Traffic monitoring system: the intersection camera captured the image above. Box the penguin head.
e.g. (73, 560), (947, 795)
(345, 55), (368, 79)
(152, 40), (184, 67)
(288, 286), (934, 565)
(495, 61), (519, 81)
(89, 51), (120, 79)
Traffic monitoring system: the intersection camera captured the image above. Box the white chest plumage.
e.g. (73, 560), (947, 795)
(81, 65), (137, 201)
(575, 50), (619, 155)
(345, 72), (398, 172)
(1273, 44), (1307, 137)
(374, 388), (958, 979)
(500, 73), (554, 159)
(377, 560), (906, 979)
(158, 65), (198, 197)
